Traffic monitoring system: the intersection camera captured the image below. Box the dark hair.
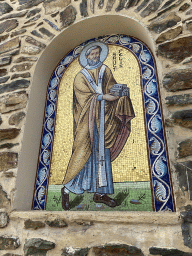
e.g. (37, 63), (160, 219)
(85, 45), (102, 58)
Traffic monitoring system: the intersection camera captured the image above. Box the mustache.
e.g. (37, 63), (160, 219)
(87, 57), (100, 66)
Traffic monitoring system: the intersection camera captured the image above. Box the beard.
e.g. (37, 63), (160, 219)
(87, 57), (100, 66)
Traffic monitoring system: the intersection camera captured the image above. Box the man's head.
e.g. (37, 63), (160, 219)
(85, 45), (102, 66)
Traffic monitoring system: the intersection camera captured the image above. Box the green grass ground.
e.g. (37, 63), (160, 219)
(46, 182), (153, 211)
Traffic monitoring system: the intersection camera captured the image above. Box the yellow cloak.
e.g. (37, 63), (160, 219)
(63, 65), (135, 184)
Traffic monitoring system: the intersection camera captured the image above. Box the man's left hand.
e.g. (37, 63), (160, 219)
(103, 93), (119, 101)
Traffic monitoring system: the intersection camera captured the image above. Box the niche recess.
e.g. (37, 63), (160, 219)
(14, 15), (158, 211)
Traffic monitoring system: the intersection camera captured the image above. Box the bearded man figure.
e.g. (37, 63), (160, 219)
(61, 42), (135, 210)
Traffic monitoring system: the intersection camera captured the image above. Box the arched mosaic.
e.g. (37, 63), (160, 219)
(33, 34), (175, 212)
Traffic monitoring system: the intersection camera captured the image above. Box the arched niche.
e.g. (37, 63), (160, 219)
(13, 15), (157, 211)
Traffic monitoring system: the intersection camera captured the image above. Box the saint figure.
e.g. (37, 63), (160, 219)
(61, 42), (135, 210)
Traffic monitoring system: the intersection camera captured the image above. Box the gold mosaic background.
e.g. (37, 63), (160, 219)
(49, 44), (150, 184)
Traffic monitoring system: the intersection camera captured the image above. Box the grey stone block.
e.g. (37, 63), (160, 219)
(9, 112), (26, 126)
(62, 247), (89, 256)
(179, 3), (190, 12)
(165, 94), (192, 106)
(10, 63), (33, 72)
(136, 0), (150, 12)
(11, 28), (26, 37)
(18, 0), (45, 10)
(26, 8), (41, 18)
(0, 128), (20, 142)
(0, 185), (11, 208)
(178, 139), (192, 159)
(171, 110), (192, 129)
(39, 27), (54, 38)
(0, 212), (9, 228)
(24, 14), (41, 24)
(175, 162), (192, 200)
(0, 38), (20, 55)
(149, 246), (192, 255)
(0, 56), (11, 67)
(45, 218), (67, 228)
(0, 76), (10, 84)
(31, 30), (44, 38)
(0, 79), (30, 94)
(0, 3), (13, 17)
(158, 36), (192, 63)
(24, 238), (55, 256)
(0, 143), (19, 149)
(0, 153), (18, 172)
(0, 10), (27, 22)
(182, 222), (192, 249)
(80, 0), (88, 17)
(148, 12), (181, 33)
(43, 0), (71, 15)
(93, 244), (144, 255)
(21, 45), (42, 55)
(24, 219), (45, 230)
(105, 0), (116, 11)
(156, 26), (182, 44)
(163, 68), (192, 92)
(11, 72), (31, 80)
(0, 236), (20, 250)
(0, 19), (18, 34)
(13, 56), (38, 63)
(140, 0), (163, 17)
(0, 91), (28, 114)
(60, 6), (77, 28)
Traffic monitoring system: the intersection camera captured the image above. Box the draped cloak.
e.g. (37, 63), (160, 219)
(63, 65), (135, 185)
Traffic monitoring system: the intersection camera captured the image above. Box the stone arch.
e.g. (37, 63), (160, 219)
(14, 15), (157, 210)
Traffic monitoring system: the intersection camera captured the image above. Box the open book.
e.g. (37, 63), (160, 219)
(110, 84), (130, 97)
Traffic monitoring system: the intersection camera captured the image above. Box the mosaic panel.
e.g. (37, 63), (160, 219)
(33, 35), (175, 212)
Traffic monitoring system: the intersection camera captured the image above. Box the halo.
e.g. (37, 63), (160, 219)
(79, 41), (109, 68)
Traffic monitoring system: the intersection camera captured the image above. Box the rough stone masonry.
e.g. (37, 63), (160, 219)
(0, 0), (192, 255)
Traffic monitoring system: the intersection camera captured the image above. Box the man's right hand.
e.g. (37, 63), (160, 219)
(103, 93), (119, 101)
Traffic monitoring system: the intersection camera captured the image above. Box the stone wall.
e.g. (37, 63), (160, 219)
(0, 0), (192, 255)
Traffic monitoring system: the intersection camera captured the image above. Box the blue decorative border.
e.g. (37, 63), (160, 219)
(32, 34), (175, 212)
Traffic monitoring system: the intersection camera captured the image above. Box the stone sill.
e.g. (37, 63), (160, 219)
(10, 211), (181, 225)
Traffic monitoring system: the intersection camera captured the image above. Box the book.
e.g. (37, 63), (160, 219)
(110, 84), (130, 97)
